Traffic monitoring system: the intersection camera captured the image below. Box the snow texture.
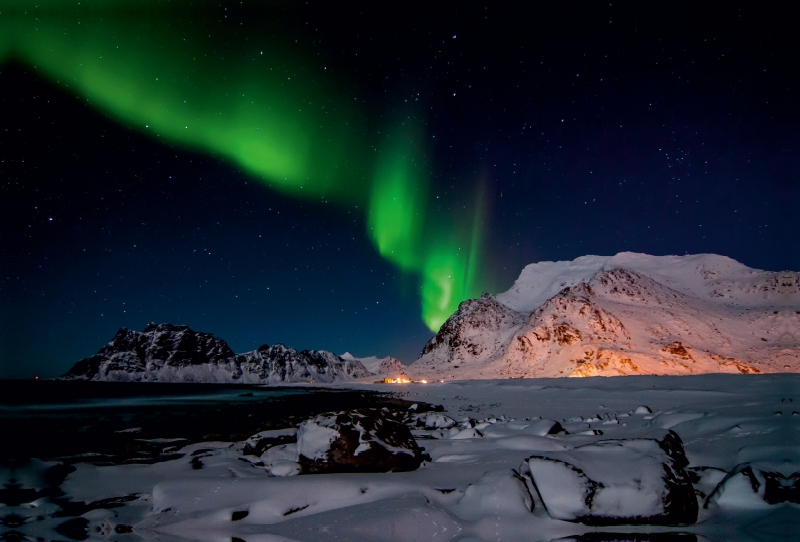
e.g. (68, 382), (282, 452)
(5, 373), (798, 541)
(297, 420), (340, 460)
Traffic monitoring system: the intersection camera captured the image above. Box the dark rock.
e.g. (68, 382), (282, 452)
(1, 513), (27, 529)
(55, 517), (89, 541)
(763, 470), (800, 504)
(283, 504), (309, 516)
(548, 421), (566, 435)
(297, 408), (422, 474)
(231, 510), (249, 521)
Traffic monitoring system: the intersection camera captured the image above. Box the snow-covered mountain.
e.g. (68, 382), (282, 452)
(340, 352), (404, 376)
(408, 253), (800, 379)
(61, 323), (386, 383)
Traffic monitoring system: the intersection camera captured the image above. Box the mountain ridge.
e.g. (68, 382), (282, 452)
(62, 323), (401, 383)
(407, 252), (799, 379)
(62, 253), (800, 383)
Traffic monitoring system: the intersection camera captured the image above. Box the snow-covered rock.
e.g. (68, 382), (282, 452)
(705, 461), (800, 508)
(12, 373), (800, 540)
(411, 412), (458, 429)
(242, 428), (298, 457)
(60, 323), (372, 383)
(297, 409), (423, 474)
(408, 252), (799, 379)
(453, 469), (534, 519)
(520, 430), (697, 525)
(266, 459), (302, 477)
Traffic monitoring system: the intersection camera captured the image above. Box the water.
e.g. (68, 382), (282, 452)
(0, 381), (400, 463)
(0, 380), (304, 412)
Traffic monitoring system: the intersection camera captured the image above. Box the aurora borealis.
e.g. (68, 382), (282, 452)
(2, 1), (798, 378)
(1, 0), (486, 332)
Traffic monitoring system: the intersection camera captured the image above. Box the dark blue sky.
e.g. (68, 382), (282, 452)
(2, 2), (797, 378)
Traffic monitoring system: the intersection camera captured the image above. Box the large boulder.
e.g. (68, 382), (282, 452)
(704, 461), (800, 508)
(520, 430), (697, 525)
(297, 408), (423, 474)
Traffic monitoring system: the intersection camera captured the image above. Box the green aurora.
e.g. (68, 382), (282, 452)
(1, 1), (488, 331)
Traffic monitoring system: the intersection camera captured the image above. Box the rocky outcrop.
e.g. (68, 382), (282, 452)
(297, 408), (423, 474)
(520, 431), (698, 525)
(61, 324), (372, 383)
(62, 324), (235, 380)
(410, 293), (527, 379)
(241, 407), (425, 476)
(705, 462), (800, 507)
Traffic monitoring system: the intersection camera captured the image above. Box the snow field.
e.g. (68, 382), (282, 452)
(5, 373), (796, 541)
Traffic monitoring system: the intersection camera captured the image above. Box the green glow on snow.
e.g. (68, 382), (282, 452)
(0, 1), (489, 332)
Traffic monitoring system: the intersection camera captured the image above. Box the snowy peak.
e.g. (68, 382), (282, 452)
(409, 253), (799, 379)
(495, 255), (613, 312)
(495, 252), (799, 311)
(64, 324), (236, 380)
(411, 293), (527, 377)
(62, 324), (376, 384)
(340, 352), (404, 376)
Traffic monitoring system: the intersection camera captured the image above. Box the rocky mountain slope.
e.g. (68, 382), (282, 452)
(340, 352), (404, 376)
(61, 324), (397, 383)
(407, 252), (800, 379)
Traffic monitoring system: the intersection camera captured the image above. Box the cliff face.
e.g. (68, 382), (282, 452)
(410, 293), (527, 377)
(407, 253), (800, 379)
(62, 323), (372, 383)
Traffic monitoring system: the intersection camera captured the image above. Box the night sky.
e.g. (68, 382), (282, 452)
(2, 1), (798, 379)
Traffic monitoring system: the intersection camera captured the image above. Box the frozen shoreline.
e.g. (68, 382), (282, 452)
(3, 374), (798, 541)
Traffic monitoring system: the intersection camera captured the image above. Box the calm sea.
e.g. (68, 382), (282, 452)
(0, 380), (306, 411)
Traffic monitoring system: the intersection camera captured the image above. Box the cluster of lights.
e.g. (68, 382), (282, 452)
(382, 376), (428, 384)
